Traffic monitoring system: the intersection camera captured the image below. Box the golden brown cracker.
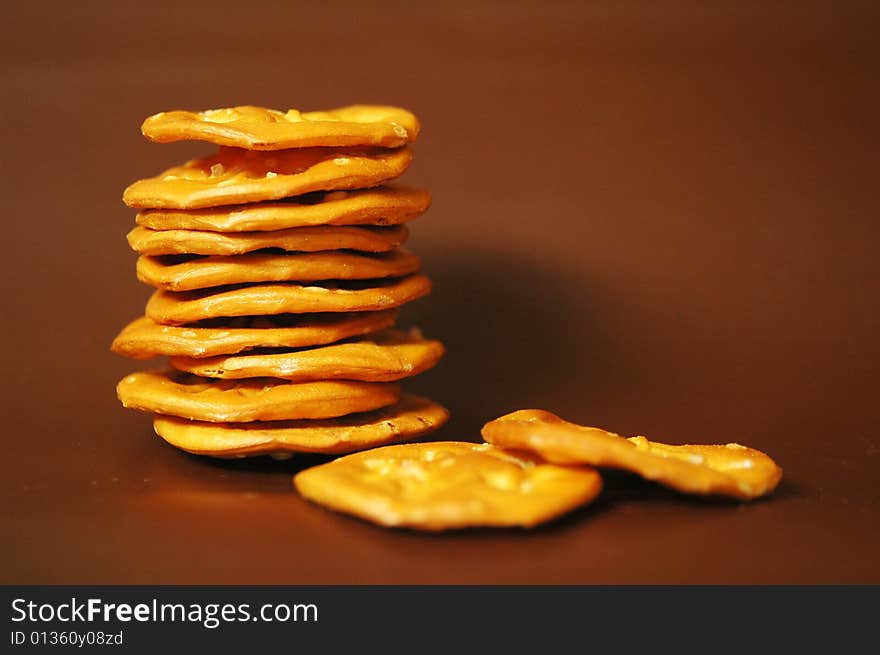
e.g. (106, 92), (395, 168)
(116, 369), (400, 422)
(136, 249), (421, 291)
(146, 274), (431, 325)
(135, 187), (430, 232)
(111, 311), (398, 360)
(126, 224), (408, 256)
(152, 393), (448, 457)
(293, 441), (603, 531)
(169, 328), (444, 382)
(123, 146), (412, 209)
(481, 410), (782, 500)
(142, 105), (419, 149)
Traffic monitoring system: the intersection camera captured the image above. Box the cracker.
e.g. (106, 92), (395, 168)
(142, 105), (419, 150)
(116, 369), (400, 422)
(169, 328), (444, 382)
(126, 224), (408, 256)
(136, 249), (421, 291)
(111, 310), (397, 360)
(152, 393), (448, 457)
(123, 146), (412, 209)
(146, 274), (431, 325)
(481, 410), (782, 500)
(135, 186), (430, 232)
(293, 441), (602, 531)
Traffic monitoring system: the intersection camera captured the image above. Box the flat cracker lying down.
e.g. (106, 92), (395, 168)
(111, 310), (398, 359)
(146, 275), (432, 325)
(126, 224), (408, 256)
(135, 187), (430, 232)
(141, 105), (419, 150)
(124, 146), (412, 209)
(117, 369), (400, 423)
(170, 328), (444, 383)
(136, 249), (420, 291)
(153, 393), (448, 458)
(294, 441), (602, 531)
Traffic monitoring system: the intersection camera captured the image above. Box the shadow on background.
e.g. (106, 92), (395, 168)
(401, 245), (620, 441)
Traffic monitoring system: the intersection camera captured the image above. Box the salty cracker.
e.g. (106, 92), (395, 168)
(146, 274), (431, 325)
(135, 187), (430, 232)
(141, 105), (419, 149)
(481, 410), (782, 501)
(111, 310), (398, 360)
(170, 328), (444, 382)
(136, 249), (421, 291)
(152, 393), (448, 458)
(116, 369), (400, 422)
(293, 442), (602, 531)
(123, 146), (412, 209)
(126, 224), (408, 256)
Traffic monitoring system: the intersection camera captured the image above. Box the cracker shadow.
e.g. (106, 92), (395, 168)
(134, 423), (330, 492)
(183, 450), (329, 476)
(599, 468), (796, 506)
(399, 245), (616, 440)
(295, 493), (616, 539)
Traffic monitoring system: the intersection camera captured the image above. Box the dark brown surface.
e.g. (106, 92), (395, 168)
(2, 1), (878, 584)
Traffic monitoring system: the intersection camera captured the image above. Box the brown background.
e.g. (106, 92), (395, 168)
(2, 0), (878, 584)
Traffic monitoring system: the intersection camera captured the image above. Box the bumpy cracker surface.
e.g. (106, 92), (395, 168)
(170, 328), (444, 382)
(481, 410), (782, 500)
(135, 187), (430, 232)
(146, 274), (431, 325)
(152, 393), (448, 457)
(127, 224), (408, 256)
(142, 105), (419, 150)
(293, 441), (602, 531)
(123, 146), (412, 209)
(116, 370), (400, 422)
(136, 249), (421, 292)
(111, 311), (397, 360)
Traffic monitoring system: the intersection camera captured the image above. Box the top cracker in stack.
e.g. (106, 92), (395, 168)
(112, 105), (448, 458)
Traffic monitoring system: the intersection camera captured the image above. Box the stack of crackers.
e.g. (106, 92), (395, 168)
(112, 105), (448, 458)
